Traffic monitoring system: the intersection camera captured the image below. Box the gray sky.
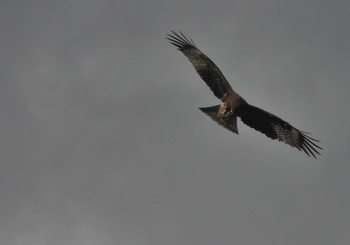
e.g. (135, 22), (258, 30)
(1, 1), (350, 244)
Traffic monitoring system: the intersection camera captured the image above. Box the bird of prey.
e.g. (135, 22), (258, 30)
(166, 31), (322, 157)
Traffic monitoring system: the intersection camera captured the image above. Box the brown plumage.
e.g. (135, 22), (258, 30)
(167, 31), (322, 158)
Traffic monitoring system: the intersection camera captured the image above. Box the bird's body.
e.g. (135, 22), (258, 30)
(167, 31), (322, 157)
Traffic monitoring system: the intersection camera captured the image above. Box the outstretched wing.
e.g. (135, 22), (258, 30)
(238, 104), (322, 158)
(167, 31), (233, 100)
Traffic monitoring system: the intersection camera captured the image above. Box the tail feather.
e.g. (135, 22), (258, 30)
(199, 105), (239, 134)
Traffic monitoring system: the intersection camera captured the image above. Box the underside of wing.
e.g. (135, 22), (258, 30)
(167, 31), (233, 100)
(238, 104), (322, 157)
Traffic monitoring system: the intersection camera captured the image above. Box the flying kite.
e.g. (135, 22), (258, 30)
(167, 31), (322, 157)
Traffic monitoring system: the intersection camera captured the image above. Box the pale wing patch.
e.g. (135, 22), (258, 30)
(273, 124), (300, 147)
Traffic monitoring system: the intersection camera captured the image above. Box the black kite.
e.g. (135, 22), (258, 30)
(167, 31), (322, 158)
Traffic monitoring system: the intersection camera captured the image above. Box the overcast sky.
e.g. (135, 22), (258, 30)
(1, 1), (350, 244)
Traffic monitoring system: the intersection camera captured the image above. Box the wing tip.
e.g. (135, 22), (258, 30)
(299, 131), (322, 158)
(166, 31), (196, 50)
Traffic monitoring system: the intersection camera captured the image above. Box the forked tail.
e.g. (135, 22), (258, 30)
(199, 105), (239, 134)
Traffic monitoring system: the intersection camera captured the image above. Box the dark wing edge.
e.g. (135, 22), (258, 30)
(238, 104), (322, 158)
(166, 31), (233, 100)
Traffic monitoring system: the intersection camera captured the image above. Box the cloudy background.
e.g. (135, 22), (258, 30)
(1, 1), (350, 244)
